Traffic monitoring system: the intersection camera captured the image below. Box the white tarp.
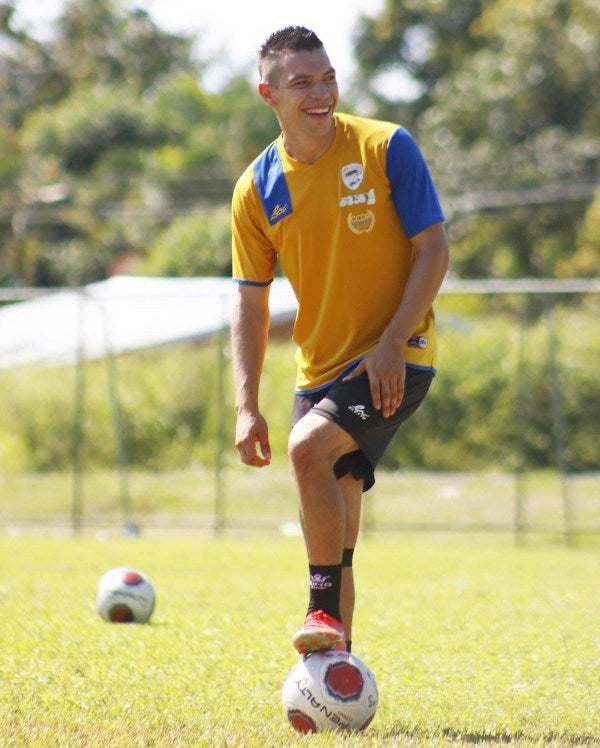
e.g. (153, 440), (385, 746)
(0, 276), (297, 368)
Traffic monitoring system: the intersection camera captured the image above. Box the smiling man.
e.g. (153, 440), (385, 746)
(231, 26), (449, 657)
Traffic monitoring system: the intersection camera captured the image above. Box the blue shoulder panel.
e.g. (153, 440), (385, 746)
(385, 127), (445, 238)
(253, 142), (292, 226)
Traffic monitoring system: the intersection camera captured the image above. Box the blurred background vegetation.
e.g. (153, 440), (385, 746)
(0, 0), (598, 286)
(0, 298), (598, 474)
(0, 0), (598, 489)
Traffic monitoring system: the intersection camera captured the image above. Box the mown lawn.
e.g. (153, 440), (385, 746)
(0, 534), (598, 746)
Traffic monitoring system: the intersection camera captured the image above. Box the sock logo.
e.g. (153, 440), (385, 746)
(309, 573), (332, 590)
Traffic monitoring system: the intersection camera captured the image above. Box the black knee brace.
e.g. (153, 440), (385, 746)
(341, 547), (354, 567)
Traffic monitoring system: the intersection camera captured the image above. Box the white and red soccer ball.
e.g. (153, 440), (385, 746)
(282, 649), (378, 733)
(95, 567), (155, 623)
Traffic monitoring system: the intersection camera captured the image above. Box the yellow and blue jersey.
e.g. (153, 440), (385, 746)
(232, 112), (445, 393)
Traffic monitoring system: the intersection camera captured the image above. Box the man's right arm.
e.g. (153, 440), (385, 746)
(231, 282), (272, 467)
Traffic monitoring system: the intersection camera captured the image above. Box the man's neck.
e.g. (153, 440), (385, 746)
(282, 123), (336, 164)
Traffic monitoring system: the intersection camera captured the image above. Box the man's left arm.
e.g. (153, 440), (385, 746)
(347, 222), (449, 417)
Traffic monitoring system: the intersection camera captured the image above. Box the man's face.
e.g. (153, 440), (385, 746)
(259, 48), (339, 141)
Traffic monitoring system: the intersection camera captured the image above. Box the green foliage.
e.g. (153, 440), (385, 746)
(353, 0), (485, 107)
(51, 0), (194, 93)
(354, 0), (600, 281)
(384, 298), (600, 472)
(0, 0), (242, 287)
(569, 186), (600, 277)
(23, 84), (165, 174)
(142, 207), (232, 277)
(0, 536), (598, 745)
(0, 343), (226, 472)
(216, 76), (282, 171)
(2, 0), (598, 285)
(0, 304), (598, 475)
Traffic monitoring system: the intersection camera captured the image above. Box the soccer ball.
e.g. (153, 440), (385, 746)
(282, 650), (378, 733)
(95, 567), (155, 623)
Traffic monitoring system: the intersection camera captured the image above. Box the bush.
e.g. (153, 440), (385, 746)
(0, 343), (226, 472)
(0, 303), (598, 473)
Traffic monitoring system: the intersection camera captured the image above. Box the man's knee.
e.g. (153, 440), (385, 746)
(288, 419), (322, 471)
(288, 413), (359, 472)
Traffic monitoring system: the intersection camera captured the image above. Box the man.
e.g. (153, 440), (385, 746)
(231, 27), (448, 656)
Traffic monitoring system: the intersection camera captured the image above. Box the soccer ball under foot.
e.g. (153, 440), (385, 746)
(95, 567), (155, 623)
(282, 649), (378, 733)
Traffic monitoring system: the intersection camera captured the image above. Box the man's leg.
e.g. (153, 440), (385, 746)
(288, 412), (359, 655)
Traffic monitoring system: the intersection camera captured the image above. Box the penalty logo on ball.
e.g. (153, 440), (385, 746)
(282, 650), (378, 734)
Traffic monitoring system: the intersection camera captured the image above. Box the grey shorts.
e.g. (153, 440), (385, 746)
(292, 366), (433, 491)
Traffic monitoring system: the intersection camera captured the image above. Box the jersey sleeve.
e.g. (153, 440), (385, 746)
(231, 168), (277, 286)
(385, 127), (445, 238)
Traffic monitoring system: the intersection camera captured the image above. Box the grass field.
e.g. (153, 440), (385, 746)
(0, 534), (598, 746)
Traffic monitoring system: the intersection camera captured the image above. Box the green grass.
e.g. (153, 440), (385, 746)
(0, 535), (598, 746)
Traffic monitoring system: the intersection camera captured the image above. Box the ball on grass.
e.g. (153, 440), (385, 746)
(282, 649), (378, 733)
(95, 567), (155, 623)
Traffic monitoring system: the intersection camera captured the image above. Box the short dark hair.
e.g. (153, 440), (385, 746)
(258, 26), (324, 83)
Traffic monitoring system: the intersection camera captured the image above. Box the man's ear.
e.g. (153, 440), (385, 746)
(258, 81), (274, 105)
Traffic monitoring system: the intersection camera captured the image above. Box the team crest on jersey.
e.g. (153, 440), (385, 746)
(347, 209), (375, 234)
(341, 163), (364, 190)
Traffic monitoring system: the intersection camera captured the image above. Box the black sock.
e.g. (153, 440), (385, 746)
(341, 547), (354, 567)
(306, 563), (342, 621)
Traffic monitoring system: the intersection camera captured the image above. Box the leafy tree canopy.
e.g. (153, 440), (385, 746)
(354, 0), (599, 278)
(0, 0), (265, 285)
(0, 0), (598, 285)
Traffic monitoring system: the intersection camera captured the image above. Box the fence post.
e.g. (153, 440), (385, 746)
(544, 296), (574, 546)
(71, 290), (86, 537)
(213, 296), (228, 535)
(514, 296), (529, 545)
(100, 299), (135, 535)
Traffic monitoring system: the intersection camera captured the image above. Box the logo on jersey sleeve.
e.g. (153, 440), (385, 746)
(407, 336), (428, 349)
(341, 163), (364, 190)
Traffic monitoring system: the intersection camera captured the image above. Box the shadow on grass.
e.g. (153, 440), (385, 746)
(378, 725), (598, 746)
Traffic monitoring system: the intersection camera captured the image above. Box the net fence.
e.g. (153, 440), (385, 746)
(0, 278), (598, 542)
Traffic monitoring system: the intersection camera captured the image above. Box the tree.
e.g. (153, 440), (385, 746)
(50, 0), (195, 93)
(354, 0), (600, 279)
(0, 0), (286, 286)
(0, 0), (218, 285)
(0, 4), (70, 129)
(1, 0), (193, 284)
(352, 0), (485, 121)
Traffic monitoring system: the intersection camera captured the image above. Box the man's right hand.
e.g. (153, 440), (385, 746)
(235, 409), (272, 467)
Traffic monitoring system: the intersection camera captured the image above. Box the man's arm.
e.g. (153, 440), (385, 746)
(346, 222), (449, 417)
(231, 282), (272, 467)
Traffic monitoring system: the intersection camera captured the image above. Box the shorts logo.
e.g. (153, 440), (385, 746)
(341, 163), (364, 190)
(348, 404), (369, 421)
